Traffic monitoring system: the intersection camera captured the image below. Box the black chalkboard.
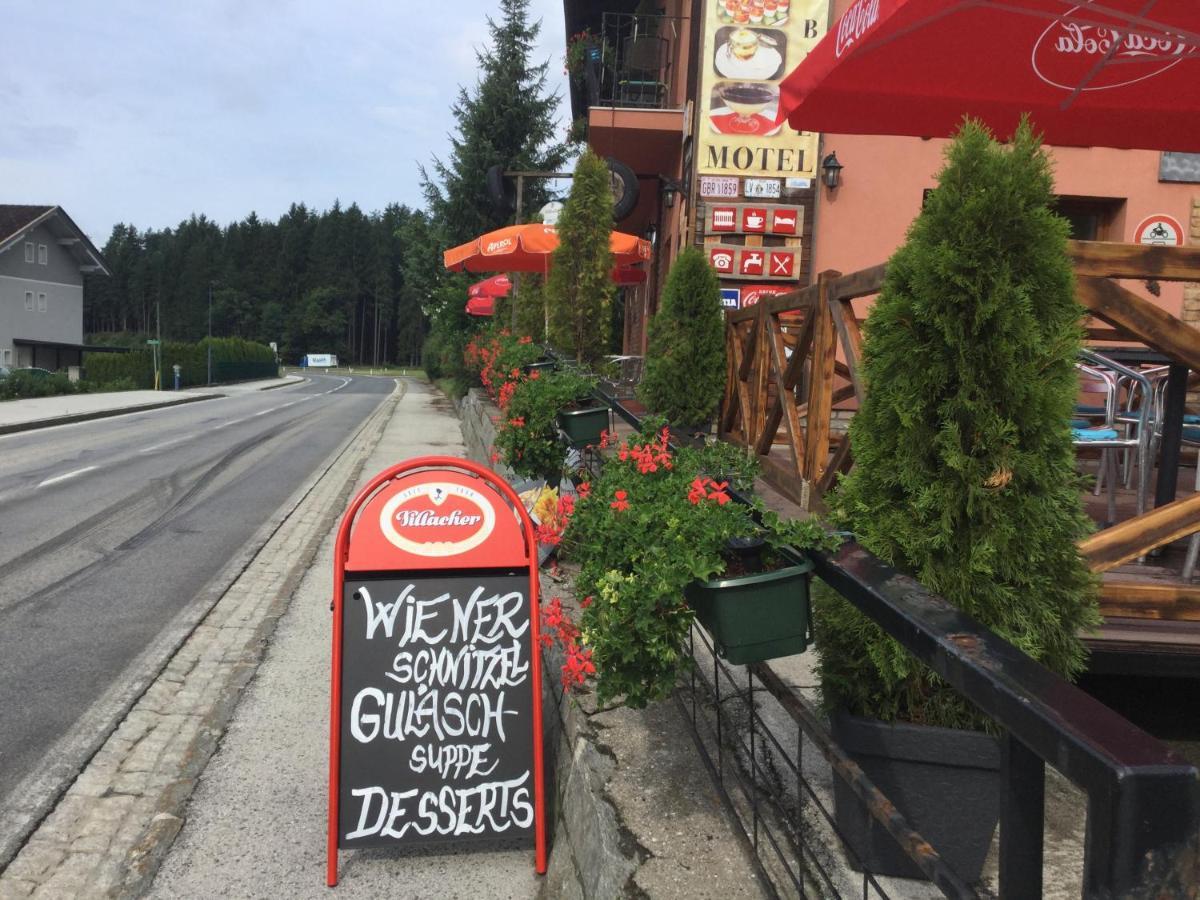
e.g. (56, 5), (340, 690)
(338, 573), (535, 848)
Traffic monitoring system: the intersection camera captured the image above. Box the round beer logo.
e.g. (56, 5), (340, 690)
(379, 482), (496, 557)
(1032, 6), (1192, 93)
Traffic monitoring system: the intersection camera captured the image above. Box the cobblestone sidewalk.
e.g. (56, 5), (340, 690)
(0, 382), (404, 899)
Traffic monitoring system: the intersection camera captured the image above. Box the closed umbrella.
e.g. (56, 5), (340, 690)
(776, 0), (1200, 150)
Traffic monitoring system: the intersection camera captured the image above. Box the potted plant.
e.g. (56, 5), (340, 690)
(638, 247), (726, 444)
(562, 419), (837, 708)
(494, 367), (600, 483)
(812, 120), (1100, 880)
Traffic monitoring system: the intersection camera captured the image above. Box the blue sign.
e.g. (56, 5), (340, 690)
(720, 288), (741, 310)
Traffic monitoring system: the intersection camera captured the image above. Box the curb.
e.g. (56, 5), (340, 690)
(256, 377), (305, 391)
(0, 381), (405, 897)
(0, 394), (220, 436)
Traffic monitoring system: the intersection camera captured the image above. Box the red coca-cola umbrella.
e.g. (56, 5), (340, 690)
(468, 275), (512, 299)
(777, 0), (1200, 150)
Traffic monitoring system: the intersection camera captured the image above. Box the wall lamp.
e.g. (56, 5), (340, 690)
(660, 177), (682, 208)
(821, 152), (844, 190)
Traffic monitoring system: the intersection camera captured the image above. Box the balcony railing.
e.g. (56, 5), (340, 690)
(581, 13), (686, 112)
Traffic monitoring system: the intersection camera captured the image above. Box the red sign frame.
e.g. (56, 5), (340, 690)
(327, 456), (546, 885)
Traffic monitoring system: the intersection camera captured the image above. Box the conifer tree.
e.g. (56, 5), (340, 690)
(814, 120), (1100, 730)
(420, 0), (568, 247)
(638, 248), (726, 428)
(546, 150), (614, 363)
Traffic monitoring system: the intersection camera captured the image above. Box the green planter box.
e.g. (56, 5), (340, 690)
(557, 405), (609, 449)
(684, 559), (813, 664)
(524, 360), (557, 375)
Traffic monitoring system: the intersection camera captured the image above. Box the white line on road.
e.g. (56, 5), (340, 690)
(139, 438), (186, 454)
(38, 466), (98, 488)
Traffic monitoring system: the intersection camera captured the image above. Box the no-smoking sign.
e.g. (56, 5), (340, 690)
(1134, 214), (1185, 247)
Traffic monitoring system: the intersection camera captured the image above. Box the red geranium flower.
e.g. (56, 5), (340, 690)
(610, 489), (629, 512)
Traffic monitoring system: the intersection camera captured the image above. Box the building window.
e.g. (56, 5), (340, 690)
(1053, 196), (1124, 242)
(25, 242), (34, 263)
(25, 291), (34, 310)
(38, 244), (48, 265)
(37, 292), (47, 312)
(0, 349), (10, 366)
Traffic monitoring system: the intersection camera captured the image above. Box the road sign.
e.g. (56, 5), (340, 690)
(1134, 214), (1185, 246)
(146, 339), (160, 345)
(327, 458), (546, 885)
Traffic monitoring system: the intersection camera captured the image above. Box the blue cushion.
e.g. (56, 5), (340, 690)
(1185, 414), (1200, 425)
(1074, 404), (1107, 416)
(1073, 427), (1119, 442)
(1183, 425), (1200, 443)
(1070, 418), (1090, 429)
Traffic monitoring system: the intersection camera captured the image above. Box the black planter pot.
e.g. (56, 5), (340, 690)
(523, 359), (557, 376)
(830, 712), (1001, 882)
(556, 405), (609, 449)
(668, 421), (711, 449)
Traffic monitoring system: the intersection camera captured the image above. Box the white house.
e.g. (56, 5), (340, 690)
(0, 205), (110, 371)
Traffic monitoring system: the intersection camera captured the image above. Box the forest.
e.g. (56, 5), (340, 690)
(83, 203), (435, 367)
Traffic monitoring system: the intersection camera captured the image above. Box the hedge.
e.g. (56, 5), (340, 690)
(84, 337), (277, 389)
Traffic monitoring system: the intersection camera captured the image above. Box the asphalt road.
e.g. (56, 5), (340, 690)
(0, 374), (394, 842)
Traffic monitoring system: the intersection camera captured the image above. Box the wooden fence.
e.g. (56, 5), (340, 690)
(720, 240), (1200, 631)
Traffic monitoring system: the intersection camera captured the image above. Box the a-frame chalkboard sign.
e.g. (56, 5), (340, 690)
(327, 457), (546, 886)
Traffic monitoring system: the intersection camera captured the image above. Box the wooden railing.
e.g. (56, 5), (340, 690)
(720, 241), (1200, 625)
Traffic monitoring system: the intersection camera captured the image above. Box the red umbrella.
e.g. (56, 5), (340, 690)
(777, 0), (1200, 150)
(469, 275), (512, 298)
(465, 295), (495, 317)
(445, 223), (652, 274)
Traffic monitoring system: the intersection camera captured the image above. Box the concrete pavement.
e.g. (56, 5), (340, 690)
(0, 376), (304, 434)
(0, 377), (540, 899)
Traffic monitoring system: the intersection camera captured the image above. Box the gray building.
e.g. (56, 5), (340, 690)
(0, 205), (110, 371)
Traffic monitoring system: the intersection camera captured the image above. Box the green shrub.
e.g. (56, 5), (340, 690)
(84, 337), (275, 388)
(638, 248), (726, 428)
(0, 371), (79, 400)
(494, 367), (597, 480)
(813, 119), (1100, 731)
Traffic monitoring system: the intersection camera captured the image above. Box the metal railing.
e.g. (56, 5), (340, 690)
(583, 13), (686, 111)
(597, 387), (1200, 898)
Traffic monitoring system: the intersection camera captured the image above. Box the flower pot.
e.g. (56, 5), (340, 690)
(684, 559), (812, 664)
(557, 405), (608, 449)
(523, 359), (556, 376)
(725, 534), (765, 573)
(668, 421), (711, 449)
(829, 711), (1001, 882)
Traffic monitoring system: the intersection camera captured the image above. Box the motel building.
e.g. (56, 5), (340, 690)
(561, 0), (1200, 355)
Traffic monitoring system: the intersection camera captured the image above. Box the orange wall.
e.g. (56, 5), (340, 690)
(808, 0), (1196, 316)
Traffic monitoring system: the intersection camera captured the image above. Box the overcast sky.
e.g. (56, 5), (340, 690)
(1, 0), (569, 243)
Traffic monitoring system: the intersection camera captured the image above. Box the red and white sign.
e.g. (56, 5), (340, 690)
(771, 209), (799, 234)
(328, 459), (547, 886)
(741, 285), (793, 308)
(740, 250), (765, 276)
(769, 251), (796, 277)
(710, 206), (737, 232)
(1134, 214), (1185, 247)
(710, 247), (735, 274)
(742, 207), (768, 233)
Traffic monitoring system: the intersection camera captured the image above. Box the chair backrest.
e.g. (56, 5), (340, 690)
(623, 36), (666, 75)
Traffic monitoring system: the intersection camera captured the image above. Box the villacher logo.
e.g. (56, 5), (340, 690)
(379, 483), (496, 557)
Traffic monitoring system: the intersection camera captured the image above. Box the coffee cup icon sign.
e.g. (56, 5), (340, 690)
(747, 213), (764, 227)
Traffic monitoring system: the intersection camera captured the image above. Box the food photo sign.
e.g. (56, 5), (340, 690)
(698, 0), (830, 178)
(326, 458), (546, 886)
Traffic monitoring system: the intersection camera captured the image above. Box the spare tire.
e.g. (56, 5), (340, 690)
(606, 157), (640, 222)
(486, 165), (516, 219)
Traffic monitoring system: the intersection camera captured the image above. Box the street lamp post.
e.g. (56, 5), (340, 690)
(207, 282), (213, 386)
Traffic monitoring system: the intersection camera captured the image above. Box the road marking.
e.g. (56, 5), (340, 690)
(38, 466), (98, 487)
(139, 438), (186, 454)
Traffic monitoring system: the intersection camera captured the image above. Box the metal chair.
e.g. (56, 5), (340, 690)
(1074, 351), (1152, 525)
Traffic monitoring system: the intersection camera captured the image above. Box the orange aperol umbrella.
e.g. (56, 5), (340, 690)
(444, 223), (652, 274)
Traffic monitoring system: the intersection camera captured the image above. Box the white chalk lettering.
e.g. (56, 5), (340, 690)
(451, 587), (528, 645)
(409, 743), (498, 780)
(348, 687), (518, 744)
(344, 773), (534, 841)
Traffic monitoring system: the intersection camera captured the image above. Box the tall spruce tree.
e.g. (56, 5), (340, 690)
(421, 0), (568, 247)
(814, 120), (1100, 730)
(546, 150), (614, 363)
(638, 248), (726, 428)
